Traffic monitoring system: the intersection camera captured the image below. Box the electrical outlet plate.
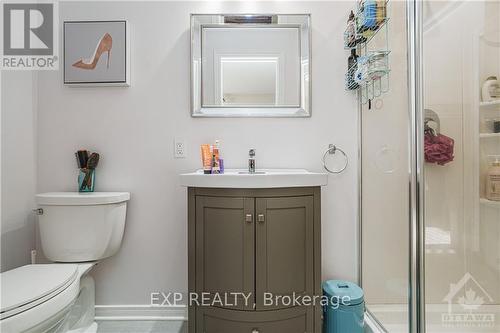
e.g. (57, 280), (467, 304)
(174, 138), (186, 158)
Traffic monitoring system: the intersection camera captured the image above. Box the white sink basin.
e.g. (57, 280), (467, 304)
(179, 169), (328, 188)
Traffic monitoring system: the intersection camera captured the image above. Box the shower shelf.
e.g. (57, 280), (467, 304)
(345, 60), (391, 92)
(344, 0), (390, 105)
(344, 0), (389, 50)
(353, 70), (390, 104)
(344, 19), (390, 50)
(480, 100), (500, 108)
(480, 198), (500, 207)
(479, 133), (500, 138)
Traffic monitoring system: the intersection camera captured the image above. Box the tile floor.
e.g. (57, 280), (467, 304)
(369, 304), (500, 333)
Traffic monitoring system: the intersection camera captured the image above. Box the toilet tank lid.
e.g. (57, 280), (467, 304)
(36, 192), (130, 205)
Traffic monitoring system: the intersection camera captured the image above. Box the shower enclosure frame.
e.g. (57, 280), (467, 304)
(407, 0), (426, 332)
(358, 1), (427, 332)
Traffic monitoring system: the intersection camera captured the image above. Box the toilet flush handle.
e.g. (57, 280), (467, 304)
(33, 208), (44, 215)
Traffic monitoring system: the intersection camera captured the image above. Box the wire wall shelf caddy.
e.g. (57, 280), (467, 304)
(344, 0), (390, 106)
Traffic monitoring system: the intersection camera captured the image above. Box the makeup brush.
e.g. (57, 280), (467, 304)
(82, 153), (100, 189)
(80, 168), (89, 191)
(87, 153), (100, 169)
(76, 150), (89, 168)
(75, 152), (81, 168)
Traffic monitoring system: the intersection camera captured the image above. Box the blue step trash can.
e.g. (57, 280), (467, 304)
(322, 280), (365, 333)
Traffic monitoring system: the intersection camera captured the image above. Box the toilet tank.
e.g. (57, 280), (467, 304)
(36, 192), (130, 262)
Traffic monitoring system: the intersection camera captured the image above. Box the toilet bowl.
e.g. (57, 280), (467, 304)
(0, 192), (130, 333)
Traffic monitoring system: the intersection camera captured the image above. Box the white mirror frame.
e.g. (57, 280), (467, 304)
(191, 14), (311, 118)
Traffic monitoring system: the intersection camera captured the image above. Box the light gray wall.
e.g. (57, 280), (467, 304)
(1, 71), (37, 272)
(36, 1), (358, 306)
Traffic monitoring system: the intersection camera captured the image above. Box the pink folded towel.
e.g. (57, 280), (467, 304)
(424, 131), (454, 166)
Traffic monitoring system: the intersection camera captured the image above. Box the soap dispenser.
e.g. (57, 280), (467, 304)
(486, 155), (500, 201)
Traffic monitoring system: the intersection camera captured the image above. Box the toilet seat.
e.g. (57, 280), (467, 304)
(1, 264), (78, 320)
(0, 263), (95, 333)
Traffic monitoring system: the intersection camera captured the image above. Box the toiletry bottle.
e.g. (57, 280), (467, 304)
(214, 140), (224, 173)
(354, 55), (369, 85)
(482, 76), (500, 102)
(211, 153), (220, 174)
(201, 144), (212, 174)
(213, 141), (220, 162)
(211, 142), (220, 174)
(486, 156), (500, 201)
(357, 1), (365, 32)
(348, 49), (359, 90)
(376, 0), (386, 26)
(494, 120), (500, 133)
(347, 10), (356, 47)
(364, 0), (377, 30)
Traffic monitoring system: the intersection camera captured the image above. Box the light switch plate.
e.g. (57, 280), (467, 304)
(174, 138), (186, 158)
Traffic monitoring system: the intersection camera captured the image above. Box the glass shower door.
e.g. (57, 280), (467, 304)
(361, 1), (411, 331)
(423, 1), (500, 332)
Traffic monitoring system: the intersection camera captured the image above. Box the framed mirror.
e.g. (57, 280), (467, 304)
(191, 14), (311, 117)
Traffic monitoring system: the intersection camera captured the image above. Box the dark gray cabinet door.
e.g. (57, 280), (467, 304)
(195, 196), (255, 310)
(255, 196), (314, 310)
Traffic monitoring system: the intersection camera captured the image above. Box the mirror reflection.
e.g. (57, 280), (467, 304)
(220, 57), (277, 106)
(201, 27), (301, 108)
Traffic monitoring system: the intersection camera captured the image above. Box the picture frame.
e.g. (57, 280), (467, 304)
(63, 20), (130, 86)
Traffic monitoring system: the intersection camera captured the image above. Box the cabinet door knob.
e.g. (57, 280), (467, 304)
(245, 214), (253, 223)
(251, 329), (260, 333)
(257, 214), (265, 223)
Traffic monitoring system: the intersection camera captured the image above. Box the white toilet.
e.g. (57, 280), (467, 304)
(0, 192), (130, 333)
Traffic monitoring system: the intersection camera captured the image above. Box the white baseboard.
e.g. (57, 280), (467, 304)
(95, 305), (188, 321)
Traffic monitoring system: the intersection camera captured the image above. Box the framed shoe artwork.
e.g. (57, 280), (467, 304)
(63, 20), (130, 86)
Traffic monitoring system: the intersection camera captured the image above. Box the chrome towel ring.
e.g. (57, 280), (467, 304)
(322, 144), (348, 174)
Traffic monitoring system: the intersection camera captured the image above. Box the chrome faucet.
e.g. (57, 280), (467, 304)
(248, 149), (256, 173)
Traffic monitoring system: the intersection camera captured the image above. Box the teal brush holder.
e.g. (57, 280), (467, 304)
(78, 168), (95, 192)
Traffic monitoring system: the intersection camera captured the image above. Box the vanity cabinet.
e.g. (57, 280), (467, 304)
(188, 187), (321, 333)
